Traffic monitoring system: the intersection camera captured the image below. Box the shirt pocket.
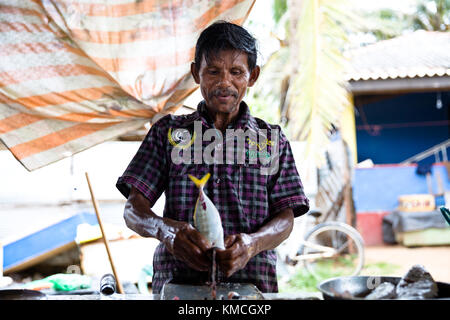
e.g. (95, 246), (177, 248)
(238, 163), (270, 228)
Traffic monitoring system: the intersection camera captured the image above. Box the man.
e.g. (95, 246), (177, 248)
(116, 21), (309, 294)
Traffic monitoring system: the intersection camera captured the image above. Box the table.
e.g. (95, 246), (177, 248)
(45, 292), (323, 300)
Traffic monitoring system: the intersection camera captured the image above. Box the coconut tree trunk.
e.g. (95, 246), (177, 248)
(288, 0), (303, 75)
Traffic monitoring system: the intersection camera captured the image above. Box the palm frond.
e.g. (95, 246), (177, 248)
(286, 0), (355, 167)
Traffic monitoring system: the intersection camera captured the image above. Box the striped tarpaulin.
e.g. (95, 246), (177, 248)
(0, 0), (255, 171)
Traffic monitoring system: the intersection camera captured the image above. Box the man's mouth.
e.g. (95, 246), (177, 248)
(211, 89), (238, 103)
(216, 94), (233, 103)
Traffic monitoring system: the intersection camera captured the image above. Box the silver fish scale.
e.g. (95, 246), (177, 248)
(196, 207), (213, 235)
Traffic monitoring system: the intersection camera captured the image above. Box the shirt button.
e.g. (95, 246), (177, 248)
(215, 178), (221, 184)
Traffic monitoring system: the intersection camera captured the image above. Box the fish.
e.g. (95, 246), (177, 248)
(188, 173), (225, 250)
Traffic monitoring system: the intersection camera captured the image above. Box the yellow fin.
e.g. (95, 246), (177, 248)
(193, 197), (199, 225)
(188, 173), (211, 188)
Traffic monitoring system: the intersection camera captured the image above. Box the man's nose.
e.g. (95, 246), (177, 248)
(217, 71), (232, 87)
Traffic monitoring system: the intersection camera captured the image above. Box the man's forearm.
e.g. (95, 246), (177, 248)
(124, 187), (178, 244)
(248, 208), (294, 257)
(124, 187), (211, 270)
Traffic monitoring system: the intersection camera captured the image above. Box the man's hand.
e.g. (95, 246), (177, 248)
(124, 187), (212, 272)
(163, 221), (212, 272)
(216, 233), (256, 277)
(216, 208), (294, 278)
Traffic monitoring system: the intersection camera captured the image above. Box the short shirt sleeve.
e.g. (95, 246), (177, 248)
(267, 128), (309, 217)
(116, 118), (168, 207)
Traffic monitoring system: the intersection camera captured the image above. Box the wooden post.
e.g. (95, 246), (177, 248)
(85, 172), (124, 294)
(342, 141), (357, 254)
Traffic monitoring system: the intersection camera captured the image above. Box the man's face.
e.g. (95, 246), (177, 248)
(191, 49), (260, 116)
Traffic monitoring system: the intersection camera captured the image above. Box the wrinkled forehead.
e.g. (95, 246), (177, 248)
(200, 49), (250, 69)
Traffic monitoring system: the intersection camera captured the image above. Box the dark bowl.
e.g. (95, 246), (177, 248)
(318, 276), (450, 300)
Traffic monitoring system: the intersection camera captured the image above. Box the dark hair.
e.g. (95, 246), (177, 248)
(194, 21), (258, 71)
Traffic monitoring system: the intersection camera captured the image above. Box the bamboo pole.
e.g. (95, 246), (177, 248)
(85, 172), (124, 294)
(342, 141), (356, 254)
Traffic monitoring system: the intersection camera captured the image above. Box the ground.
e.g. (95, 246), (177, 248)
(279, 243), (450, 293)
(363, 245), (450, 283)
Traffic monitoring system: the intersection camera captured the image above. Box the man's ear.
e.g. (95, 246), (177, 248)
(248, 65), (260, 87)
(191, 62), (200, 84)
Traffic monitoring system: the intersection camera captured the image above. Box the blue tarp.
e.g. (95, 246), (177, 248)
(3, 212), (98, 272)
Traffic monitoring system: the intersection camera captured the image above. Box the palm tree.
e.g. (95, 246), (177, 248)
(286, 0), (360, 165)
(356, 0), (450, 43)
(250, 0), (360, 167)
(250, 0), (450, 167)
(413, 0), (450, 31)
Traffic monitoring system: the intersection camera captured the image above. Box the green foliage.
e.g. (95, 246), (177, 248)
(285, 0), (355, 166)
(280, 268), (321, 292)
(247, 0), (361, 167)
(359, 262), (401, 277)
(272, 0), (288, 24)
(279, 260), (401, 293)
(412, 0), (450, 31)
(358, 0), (450, 42)
(360, 9), (409, 41)
(247, 93), (281, 125)
(246, 46), (290, 126)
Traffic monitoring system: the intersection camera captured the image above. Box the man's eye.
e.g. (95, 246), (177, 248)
(208, 70), (218, 75)
(231, 70), (242, 75)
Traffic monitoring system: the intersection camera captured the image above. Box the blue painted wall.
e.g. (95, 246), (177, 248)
(355, 91), (449, 164)
(353, 164), (450, 212)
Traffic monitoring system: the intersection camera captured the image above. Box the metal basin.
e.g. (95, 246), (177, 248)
(318, 276), (450, 300)
(160, 280), (264, 300)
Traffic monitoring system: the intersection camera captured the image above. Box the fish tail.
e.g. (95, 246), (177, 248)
(188, 173), (211, 189)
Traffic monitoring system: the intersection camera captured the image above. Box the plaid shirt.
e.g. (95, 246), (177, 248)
(116, 101), (309, 294)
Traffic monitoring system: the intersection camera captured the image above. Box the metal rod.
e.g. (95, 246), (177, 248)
(442, 146), (448, 162)
(292, 252), (335, 261)
(401, 139), (450, 164)
(85, 172), (124, 294)
(299, 240), (336, 253)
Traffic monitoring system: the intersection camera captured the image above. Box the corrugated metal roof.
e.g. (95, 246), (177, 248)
(346, 31), (450, 81)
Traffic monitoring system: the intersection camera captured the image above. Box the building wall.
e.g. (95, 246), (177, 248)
(355, 91), (449, 165)
(353, 163), (450, 246)
(354, 91), (449, 245)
